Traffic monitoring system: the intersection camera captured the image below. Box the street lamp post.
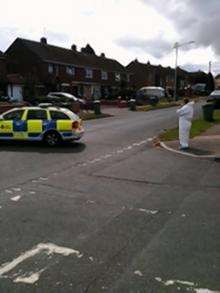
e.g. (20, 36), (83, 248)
(173, 41), (194, 101)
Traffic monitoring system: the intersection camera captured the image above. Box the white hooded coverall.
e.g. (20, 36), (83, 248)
(177, 101), (194, 148)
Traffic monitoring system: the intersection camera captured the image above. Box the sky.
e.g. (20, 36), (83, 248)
(0, 0), (219, 74)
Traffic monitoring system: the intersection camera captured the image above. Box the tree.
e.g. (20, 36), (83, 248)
(206, 72), (215, 94)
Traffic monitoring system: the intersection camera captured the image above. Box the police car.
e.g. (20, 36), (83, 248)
(0, 106), (84, 146)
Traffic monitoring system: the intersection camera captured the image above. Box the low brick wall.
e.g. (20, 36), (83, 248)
(100, 100), (128, 108)
(0, 102), (27, 114)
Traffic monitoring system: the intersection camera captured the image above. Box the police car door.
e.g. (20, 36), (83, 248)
(0, 109), (25, 139)
(26, 109), (48, 139)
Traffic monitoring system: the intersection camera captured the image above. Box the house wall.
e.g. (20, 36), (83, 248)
(0, 55), (7, 95)
(215, 77), (220, 89)
(5, 39), (127, 99)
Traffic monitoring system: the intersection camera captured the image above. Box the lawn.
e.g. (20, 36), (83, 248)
(136, 101), (180, 112)
(160, 110), (220, 141)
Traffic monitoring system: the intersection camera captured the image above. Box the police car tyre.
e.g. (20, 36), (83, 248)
(43, 131), (61, 146)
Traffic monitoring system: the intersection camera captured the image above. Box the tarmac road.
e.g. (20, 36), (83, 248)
(0, 104), (219, 293)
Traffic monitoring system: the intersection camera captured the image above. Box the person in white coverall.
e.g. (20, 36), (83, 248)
(177, 98), (194, 150)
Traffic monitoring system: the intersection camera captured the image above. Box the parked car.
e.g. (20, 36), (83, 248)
(191, 83), (207, 95)
(0, 106), (84, 146)
(136, 86), (165, 105)
(46, 92), (95, 111)
(207, 90), (220, 109)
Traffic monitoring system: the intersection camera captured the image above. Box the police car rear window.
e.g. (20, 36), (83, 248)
(50, 111), (70, 120)
(27, 110), (48, 120)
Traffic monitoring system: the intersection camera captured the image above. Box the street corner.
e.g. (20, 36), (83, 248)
(147, 136), (161, 148)
(160, 136), (220, 159)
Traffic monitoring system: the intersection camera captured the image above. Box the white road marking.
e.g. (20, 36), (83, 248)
(117, 150), (124, 154)
(134, 270), (143, 277)
(155, 277), (195, 287)
(10, 196), (21, 202)
(0, 206), (2, 209)
(89, 256), (94, 262)
(0, 243), (81, 284)
(29, 191), (36, 195)
(103, 154), (112, 159)
(87, 200), (95, 204)
(138, 208), (158, 215)
(39, 177), (48, 181)
(12, 188), (21, 192)
(14, 269), (45, 284)
(155, 278), (220, 292)
(5, 190), (13, 194)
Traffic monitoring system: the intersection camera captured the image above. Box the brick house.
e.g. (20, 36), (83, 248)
(5, 37), (128, 100)
(215, 74), (220, 89)
(126, 59), (188, 93)
(0, 51), (7, 96)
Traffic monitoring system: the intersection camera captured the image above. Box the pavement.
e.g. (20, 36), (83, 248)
(160, 123), (220, 159)
(0, 102), (219, 293)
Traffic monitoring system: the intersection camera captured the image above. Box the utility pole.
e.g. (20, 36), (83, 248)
(209, 61), (212, 73)
(173, 41), (195, 101)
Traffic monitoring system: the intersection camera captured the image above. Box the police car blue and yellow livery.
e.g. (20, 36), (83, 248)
(0, 106), (84, 146)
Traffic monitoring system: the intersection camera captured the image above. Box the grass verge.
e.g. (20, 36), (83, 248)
(136, 101), (180, 112)
(160, 110), (220, 141)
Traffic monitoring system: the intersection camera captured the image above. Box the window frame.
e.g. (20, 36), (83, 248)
(3, 109), (25, 121)
(115, 73), (121, 82)
(85, 68), (93, 79)
(66, 66), (75, 76)
(26, 109), (48, 120)
(49, 110), (70, 120)
(48, 64), (53, 74)
(101, 70), (108, 80)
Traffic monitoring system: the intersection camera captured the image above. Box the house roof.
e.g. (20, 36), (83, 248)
(126, 60), (188, 76)
(0, 51), (5, 59)
(8, 38), (126, 73)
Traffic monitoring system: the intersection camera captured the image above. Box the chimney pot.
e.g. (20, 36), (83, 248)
(71, 44), (77, 51)
(40, 37), (47, 44)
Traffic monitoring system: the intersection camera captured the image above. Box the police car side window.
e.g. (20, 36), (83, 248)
(27, 110), (48, 120)
(3, 110), (24, 120)
(50, 111), (69, 120)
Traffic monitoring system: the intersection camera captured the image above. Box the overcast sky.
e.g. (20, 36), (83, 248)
(0, 0), (219, 74)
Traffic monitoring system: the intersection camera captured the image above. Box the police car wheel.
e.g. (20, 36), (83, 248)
(44, 131), (61, 146)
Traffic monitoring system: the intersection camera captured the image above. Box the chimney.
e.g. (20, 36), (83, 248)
(100, 53), (105, 58)
(71, 44), (77, 51)
(40, 37), (47, 45)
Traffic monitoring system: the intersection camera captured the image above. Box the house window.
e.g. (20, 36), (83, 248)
(101, 71), (108, 80)
(115, 73), (121, 82)
(66, 66), (75, 76)
(55, 65), (59, 76)
(48, 64), (53, 74)
(85, 68), (93, 79)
